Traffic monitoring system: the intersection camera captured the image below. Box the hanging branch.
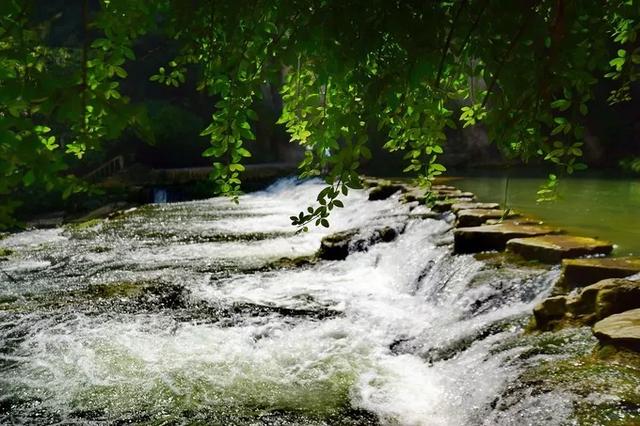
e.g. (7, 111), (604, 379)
(455, 0), (489, 56)
(81, 0), (88, 135)
(481, 5), (537, 108)
(434, 0), (468, 88)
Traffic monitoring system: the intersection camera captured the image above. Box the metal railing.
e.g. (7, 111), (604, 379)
(84, 155), (125, 181)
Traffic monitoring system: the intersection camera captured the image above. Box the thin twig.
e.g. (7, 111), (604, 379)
(435, 0), (468, 88)
(481, 4), (537, 108)
(1, 268), (17, 283)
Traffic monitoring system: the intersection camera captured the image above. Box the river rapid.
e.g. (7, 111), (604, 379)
(0, 179), (614, 425)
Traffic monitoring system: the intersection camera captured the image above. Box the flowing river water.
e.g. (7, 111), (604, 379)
(0, 179), (635, 425)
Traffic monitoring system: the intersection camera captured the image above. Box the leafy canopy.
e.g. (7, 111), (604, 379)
(1, 0), (639, 229)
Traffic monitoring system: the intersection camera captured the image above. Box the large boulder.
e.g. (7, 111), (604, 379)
(533, 295), (568, 329)
(533, 278), (640, 330)
(453, 223), (558, 254)
(567, 279), (640, 321)
(507, 235), (613, 263)
(455, 208), (518, 228)
(555, 257), (640, 293)
(593, 308), (640, 351)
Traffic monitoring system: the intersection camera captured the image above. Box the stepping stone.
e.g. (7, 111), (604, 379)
(507, 235), (613, 263)
(431, 197), (476, 213)
(453, 223), (558, 254)
(593, 308), (640, 351)
(485, 218), (544, 226)
(555, 257), (640, 292)
(451, 202), (500, 213)
(456, 209), (518, 228)
(433, 190), (475, 201)
(431, 185), (458, 191)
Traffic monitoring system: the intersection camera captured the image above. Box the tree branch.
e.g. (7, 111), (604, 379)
(435, 0), (468, 88)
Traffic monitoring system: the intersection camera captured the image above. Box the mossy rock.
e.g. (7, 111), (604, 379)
(0, 247), (14, 257)
(86, 282), (148, 299)
(266, 255), (317, 269)
(66, 218), (103, 230)
(512, 349), (640, 425)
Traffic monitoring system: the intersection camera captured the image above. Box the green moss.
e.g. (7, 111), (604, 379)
(86, 282), (147, 299)
(474, 251), (548, 270)
(0, 247), (14, 257)
(67, 218), (103, 230)
(515, 346), (640, 425)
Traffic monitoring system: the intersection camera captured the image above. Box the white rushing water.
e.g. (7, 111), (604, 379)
(0, 179), (577, 425)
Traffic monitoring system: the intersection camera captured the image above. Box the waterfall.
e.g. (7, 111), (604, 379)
(0, 179), (598, 425)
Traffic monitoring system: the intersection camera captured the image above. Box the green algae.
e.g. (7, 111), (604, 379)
(0, 247), (14, 257)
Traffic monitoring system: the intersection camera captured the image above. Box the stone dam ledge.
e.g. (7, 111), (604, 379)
(354, 176), (640, 353)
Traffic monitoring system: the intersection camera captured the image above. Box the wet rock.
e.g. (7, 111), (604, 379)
(368, 182), (407, 201)
(432, 190), (476, 201)
(533, 279), (640, 330)
(568, 279), (640, 321)
(431, 197), (476, 213)
(593, 308), (640, 351)
(450, 202), (500, 213)
(266, 255), (317, 269)
(507, 235), (613, 263)
(431, 185), (458, 191)
(67, 202), (132, 224)
(400, 188), (427, 204)
(485, 218), (545, 226)
(318, 230), (359, 260)
(533, 296), (568, 330)
(453, 223), (558, 254)
(455, 208), (518, 228)
(555, 257), (640, 293)
(318, 226), (401, 260)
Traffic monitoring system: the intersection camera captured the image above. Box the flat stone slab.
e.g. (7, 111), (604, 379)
(431, 198), (475, 213)
(451, 202), (500, 213)
(431, 185), (458, 191)
(556, 257), (640, 292)
(453, 223), (558, 254)
(593, 308), (640, 350)
(433, 190), (475, 201)
(456, 209), (518, 228)
(507, 235), (613, 263)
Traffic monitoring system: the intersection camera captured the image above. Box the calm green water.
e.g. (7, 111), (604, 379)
(455, 176), (640, 256)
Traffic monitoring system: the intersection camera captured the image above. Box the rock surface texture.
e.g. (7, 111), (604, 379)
(453, 223), (557, 253)
(507, 235), (613, 263)
(455, 209), (518, 228)
(556, 257), (640, 292)
(593, 308), (640, 350)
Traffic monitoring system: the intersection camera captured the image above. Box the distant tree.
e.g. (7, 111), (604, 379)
(1, 1), (638, 229)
